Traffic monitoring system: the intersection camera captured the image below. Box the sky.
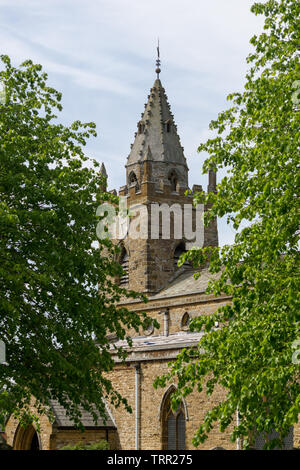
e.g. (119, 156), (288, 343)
(0, 0), (266, 245)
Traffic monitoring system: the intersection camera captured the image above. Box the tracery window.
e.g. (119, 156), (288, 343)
(161, 391), (186, 450)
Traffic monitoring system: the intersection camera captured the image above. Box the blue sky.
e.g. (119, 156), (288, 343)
(0, 0), (265, 245)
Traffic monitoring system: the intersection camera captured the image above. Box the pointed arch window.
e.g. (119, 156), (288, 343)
(168, 170), (178, 191)
(119, 249), (129, 286)
(161, 391), (186, 450)
(181, 312), (191, 330)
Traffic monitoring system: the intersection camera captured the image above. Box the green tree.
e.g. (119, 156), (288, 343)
(154, 0), (300, 449)
(0, 55), (150, 430)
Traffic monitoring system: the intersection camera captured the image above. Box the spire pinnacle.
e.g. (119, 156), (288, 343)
(155, 39), (161, 78)
(99, 162), (107, 192)
(100, 162), (107, 178)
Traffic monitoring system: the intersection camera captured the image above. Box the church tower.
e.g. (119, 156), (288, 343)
(111, 52), (218, 294)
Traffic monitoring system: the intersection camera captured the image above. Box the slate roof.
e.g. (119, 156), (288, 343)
(111, 331), (204, 353)
(49, 399), (116, 429)
(150, 266), (220, 299)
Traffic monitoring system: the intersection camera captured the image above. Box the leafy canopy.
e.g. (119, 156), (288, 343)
(154, 0), (300, 450)
(0, 55), (150, 430)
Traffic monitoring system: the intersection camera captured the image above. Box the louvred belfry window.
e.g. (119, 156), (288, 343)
(174, 242), (190, 269)
(119, 250), (129, 286)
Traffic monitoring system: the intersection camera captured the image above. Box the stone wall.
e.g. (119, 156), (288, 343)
(107, 360), (236, 450)
(50, 429), (116, 450)
(118, 291), (232, 338)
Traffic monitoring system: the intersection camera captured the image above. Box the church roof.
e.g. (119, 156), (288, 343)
(150, 267), (221, 299)
(110, 331), (206, 363)
(111, 331), (204, 354)
(49, 399), (116, 429)
(127, 78), (188, 168)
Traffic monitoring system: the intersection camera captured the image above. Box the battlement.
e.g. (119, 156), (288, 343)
(117, 181), (206, 202)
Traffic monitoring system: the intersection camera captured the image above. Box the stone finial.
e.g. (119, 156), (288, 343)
(100, 162), (107, 178)
(207, 165), (217, 193)
(156, 39), (161, 79)
(99, 162), (108, 192)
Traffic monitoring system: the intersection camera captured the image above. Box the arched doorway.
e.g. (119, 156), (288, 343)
(13, 424), (40, 450)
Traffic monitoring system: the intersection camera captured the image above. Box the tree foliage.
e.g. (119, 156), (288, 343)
(0, 55), (150, 430)
(154, 0), (300, 449)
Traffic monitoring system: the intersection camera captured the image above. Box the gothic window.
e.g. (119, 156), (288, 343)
(168, 170), (178, 191)
(161, 391), (186, 450)
(181, 312), (191, 330)
(119, 249), (129, 286)
(254, 427), (294, 450)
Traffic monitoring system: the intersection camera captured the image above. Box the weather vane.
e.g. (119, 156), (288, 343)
(156, 38), (161, 78)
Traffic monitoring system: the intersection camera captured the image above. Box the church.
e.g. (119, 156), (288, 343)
(4, 59), (299, 451)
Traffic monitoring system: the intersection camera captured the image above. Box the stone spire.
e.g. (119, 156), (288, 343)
(126, 73), (188, 190)
(127, 79), (187, 168)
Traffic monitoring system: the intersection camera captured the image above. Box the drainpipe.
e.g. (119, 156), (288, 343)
(236, 408), (241, 450)
(135, 363), (141, 450)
